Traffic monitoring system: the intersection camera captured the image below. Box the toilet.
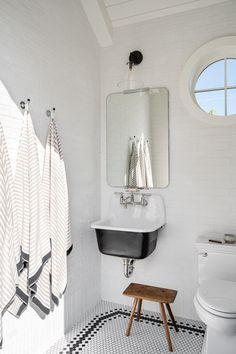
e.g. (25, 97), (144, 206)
(194, 234), (236, 354)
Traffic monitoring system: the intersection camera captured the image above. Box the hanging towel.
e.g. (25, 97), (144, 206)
(144, 140), (153, 188)
(128, 139), (137, 188)
(31, 262), (51, 315)
(128, 139), (143, 188)
(41, 118), (72, 307)
(128, 137), (154, 189)
(8, 106), (51, 317)
(30, 119), (52, 315)
(0, 123), (20, 346)
(139, 137), (146, 188)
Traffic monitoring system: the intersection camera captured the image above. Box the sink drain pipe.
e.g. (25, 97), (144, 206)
(123, 258), (135, 278)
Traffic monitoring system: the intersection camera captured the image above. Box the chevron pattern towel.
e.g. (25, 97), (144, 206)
(128, 137), (153, 189)
(139, 138), (146, 188)
(0, 106), (72, 344)
(144, 140), (153, 188)
(46, 119), (72, 304)
(8, 107), (51, 317)
(32, 118), (72, 313)
(128, 139), (142, 188)
(48, 119), (72, 304)
(0, 123), (20, 346)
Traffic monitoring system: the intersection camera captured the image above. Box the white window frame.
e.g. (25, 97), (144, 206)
(179, 37), (236, 125)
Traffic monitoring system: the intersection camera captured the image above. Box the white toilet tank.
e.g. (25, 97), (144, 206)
(195, 234), (236, 284)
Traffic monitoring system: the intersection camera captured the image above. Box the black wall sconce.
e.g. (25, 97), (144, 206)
(128, 50), (143, 70)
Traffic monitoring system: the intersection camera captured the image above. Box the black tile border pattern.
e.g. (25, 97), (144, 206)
(60, 308), (205, 353)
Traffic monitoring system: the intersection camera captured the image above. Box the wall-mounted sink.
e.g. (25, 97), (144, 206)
(91, 193), (165, 260)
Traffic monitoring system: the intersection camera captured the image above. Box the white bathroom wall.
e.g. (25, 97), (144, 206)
(100, 0), (236, 320)
(0, 1), (101, 353)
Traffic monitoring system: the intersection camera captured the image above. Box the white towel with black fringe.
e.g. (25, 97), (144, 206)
(144, 140), (153, 188)
(128, 139), (143, 188)
(128, 138), (145, 188)
(0, 123), (21, 346)
(139, 138), (146, 188)
(32, 117), (72, 313)
(8, 106), (51, 317)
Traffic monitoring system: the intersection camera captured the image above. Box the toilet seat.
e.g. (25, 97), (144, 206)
(196, 279), (236, 318)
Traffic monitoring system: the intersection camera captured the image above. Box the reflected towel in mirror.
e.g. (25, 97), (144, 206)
(128, 137), (153, 189)
(144, 140), (153, 188)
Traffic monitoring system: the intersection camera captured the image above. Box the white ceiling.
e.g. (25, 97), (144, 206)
(104, 0), (231, 27)
(81, 0), (231, 46)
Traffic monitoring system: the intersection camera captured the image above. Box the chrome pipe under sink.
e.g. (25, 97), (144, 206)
(123, 258), (135, 278)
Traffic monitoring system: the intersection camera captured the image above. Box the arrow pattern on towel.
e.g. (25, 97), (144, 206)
(8, 107), (51, 317)
(128, 139), (143, 188)
(46, 119), (72, 304)
(128, 137), (153, 189)
(32, 118), (72, 313)
(0, 123), (20, 346)
(0, 106), (73, 344)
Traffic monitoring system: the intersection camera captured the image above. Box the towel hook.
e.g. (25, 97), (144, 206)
(46, 107), (56, 118)
(20, 98), (30, 110)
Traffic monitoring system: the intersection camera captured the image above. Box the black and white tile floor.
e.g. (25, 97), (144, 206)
(45, 301), (205, 354)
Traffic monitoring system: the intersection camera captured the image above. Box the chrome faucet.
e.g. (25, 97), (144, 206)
(123, 193), (134, 205)
(115, 192), (150, 208)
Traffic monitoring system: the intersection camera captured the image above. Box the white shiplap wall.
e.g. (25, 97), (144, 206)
(0, 1), (101, 353)
(100, 0), (236, 320)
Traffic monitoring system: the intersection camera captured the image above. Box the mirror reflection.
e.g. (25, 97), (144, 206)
(107, 87), (169, 189)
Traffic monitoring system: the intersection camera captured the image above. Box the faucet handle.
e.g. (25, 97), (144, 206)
(140, 193), (150, 207)
(114, 191), (123, 196)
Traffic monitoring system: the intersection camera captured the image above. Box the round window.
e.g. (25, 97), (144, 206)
(194, 58), (236, 116)
(179, 37), (236, 125)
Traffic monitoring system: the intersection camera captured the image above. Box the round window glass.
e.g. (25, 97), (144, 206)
(194, 58), (236, 116)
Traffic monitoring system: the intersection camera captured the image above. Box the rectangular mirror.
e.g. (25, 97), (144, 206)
(106, 87), (169, 189)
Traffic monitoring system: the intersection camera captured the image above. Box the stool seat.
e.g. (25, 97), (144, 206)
(123, 282), (178, 352)
(123, 282), (177, 303)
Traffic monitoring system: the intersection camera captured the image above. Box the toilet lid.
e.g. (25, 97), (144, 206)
(197, 279), (236, 314)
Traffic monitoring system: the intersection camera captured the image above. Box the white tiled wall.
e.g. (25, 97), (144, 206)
(100, 1), (236, 320)
(0, 1), (101, 353)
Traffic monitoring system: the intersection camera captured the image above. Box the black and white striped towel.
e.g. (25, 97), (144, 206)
(0, 123), (20, 346)
(128, 138), (153, 189)
(128, 139), (143, 188)
(45, 118), (72, 305)
(8, 107), (51, 317)
(32, 118), (72, 314)
(144, 140), (153, 188)
(139, 138), (146, 188)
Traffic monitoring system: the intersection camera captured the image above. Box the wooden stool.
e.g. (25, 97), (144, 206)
(123, 283), (178, 352)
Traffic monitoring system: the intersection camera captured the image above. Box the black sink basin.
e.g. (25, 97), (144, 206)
(95, 228), (159, 259)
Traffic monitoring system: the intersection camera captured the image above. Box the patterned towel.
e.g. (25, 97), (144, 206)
(128, 139), (144, 188)
(0, 123), (20, 346)
(33, 118), (72, 313)
(144, 141), (153, 188)
(8, 106), (51, 317)
(48, 118), (72, 304)
(128, 138), (153, 189)
(139, 138), (146, 188)
(128, 140), (139, 188)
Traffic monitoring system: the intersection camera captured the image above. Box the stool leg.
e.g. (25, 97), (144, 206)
(136, 299), (142, 321)
(165, 303), (179, 332)
(159, 303), (173, 352)
(126, 298), (138, 336)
